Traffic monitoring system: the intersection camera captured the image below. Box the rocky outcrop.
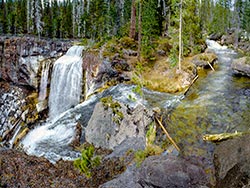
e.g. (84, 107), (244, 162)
(213, 135), (250, 187)
(0, 148), (125, 188)
(192, 52), (217, 69)
(85, 101), (153, 151)
(143, 59), (197, 93)
(101, 155), (209, 188)
(208, 31), (250, 53)
(83, 52), (131, 98)
(231, 57), (250, 77)
(220, 33), (250, 53)
(0, 82), (43, 147)
(0, 82), (27, 145)
(0, 36), (72, 88)
(208, 33), (223, 41)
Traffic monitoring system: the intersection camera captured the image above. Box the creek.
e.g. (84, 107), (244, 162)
(164, 40), (250, 174)
(1, 40), (250, 168)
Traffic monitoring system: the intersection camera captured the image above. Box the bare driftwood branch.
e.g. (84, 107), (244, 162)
(155, 117), (180, 151)
(203, 131), (250, 142)
(184, 75), (199, 95)
(207, 61), (215, 71)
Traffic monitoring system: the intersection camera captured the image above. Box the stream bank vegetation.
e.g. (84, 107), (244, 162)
(73, 145), (101, 178)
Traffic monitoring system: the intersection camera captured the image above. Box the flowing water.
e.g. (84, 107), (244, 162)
(165, 40), (250, 174)
(38, 60), (51, 102)
(19, 40), (250, 167)
(48, 46), (84, 119)
(20, 83), (182, 163)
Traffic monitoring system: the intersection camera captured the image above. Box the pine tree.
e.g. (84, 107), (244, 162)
(243, 1), (250, 33)
(142, 0), (162, 37)
(0, 0), (5, 34)
(72, 0), (84, 38)
(51, 0), (60, 38)
(42, 0), (53, 37)
(211, 0), (233, 34)
(183, 0), (202, 53)
(199, 0), (213, 33)
(138, 0), (142, 61)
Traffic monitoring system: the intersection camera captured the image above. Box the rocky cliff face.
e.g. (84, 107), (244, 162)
(0, 82), (27, 145)
(0, 36), (72, 89)
(0, 36), (73, 147)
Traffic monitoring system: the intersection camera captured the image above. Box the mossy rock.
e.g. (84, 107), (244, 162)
(192, 52), (217, 68)
(119, 37), (137, 50)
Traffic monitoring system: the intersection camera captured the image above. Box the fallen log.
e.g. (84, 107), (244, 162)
(203, 131), (250, 142)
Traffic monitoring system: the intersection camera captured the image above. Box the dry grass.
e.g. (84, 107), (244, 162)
(140, 57), (197, 93)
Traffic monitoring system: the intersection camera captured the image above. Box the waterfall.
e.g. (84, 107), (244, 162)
(206, 39), (228, 50)
(38, 61), (51, 102)
(48, 45), (84, 119)
(20, 83), (183, 163)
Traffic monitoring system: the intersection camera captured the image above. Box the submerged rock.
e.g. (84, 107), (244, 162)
(231, 56), (250, 77)
(100, 155), (209, 188)
(213, 135), (250, 187)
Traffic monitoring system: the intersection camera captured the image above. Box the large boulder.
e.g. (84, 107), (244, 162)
(231, 56), (250, 77)
(213, 135), (250, 187)
(85, 101), (154, 151)
(100, 155), (209, 188)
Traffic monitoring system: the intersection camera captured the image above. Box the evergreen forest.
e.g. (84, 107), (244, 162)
(1, 0), (250, 44)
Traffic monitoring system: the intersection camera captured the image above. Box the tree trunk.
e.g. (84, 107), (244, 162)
(129, 0), (136, 39)
(178, 0), (183, 71)
(234, 0), (240, 49)
(2, 0), (6, 33)
(138, 0), (142, 61)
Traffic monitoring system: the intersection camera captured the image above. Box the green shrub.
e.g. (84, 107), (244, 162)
(73, 145), (101, 178)
(119, 36), (137, 50)
(141, 36), (156, 60)
(135, 122), (163, 167)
